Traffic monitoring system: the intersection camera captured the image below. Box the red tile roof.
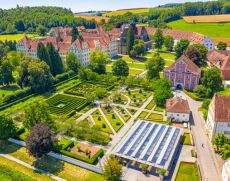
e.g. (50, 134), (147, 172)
(213, 94), (230, 122)
(207, 50), (230, 71)
(166, 97), (190, 114)
(166, 55), (201, 75)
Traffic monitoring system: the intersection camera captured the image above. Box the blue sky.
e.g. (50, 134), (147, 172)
(0, 0), (209, 12)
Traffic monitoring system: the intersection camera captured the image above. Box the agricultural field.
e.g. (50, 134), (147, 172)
(75, 15), (109, 22)
(183, 14), (230, 23)
(65, 82), (112, 97)
(167, 19), (230, 45)
(46, 94), (88, 116)
(0, 33), (40, 42)
(103, 8), (149, 17)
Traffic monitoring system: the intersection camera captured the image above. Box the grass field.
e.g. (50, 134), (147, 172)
(183, 14), (230, 23)
(167, 19), (230, 40)
(218, 87), (230, 95)
(0, 156), (53, 181)
(0, 141), (103, 181)
(0, 34), (40, 42)
(0, 85), (21, 104)
(138, 111), (148, 119)
(103, 8), (149, 17)
(175, 162), (200, 181)
(75, 15), (109, 22)
(180, 133), (192, 145)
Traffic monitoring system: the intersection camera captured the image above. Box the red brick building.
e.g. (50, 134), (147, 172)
(164, 55), (201, 90)
(207, 50), (230, 80)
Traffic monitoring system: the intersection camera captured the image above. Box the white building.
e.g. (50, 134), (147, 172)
(222, 159), (230, 181)
(166, 97), (191, 122)
(206, 94), (230, 142)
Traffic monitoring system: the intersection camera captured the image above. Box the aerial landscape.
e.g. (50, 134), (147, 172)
(0, 0), (230, 181)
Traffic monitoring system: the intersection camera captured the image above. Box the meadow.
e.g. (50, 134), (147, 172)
(0, 34), (40, 42)
(103, 8), (149, 17)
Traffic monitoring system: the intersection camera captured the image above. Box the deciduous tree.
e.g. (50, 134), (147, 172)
(217, 41), (227, 50)
(89, 50), (109, 74)
(66, 52), (81, 73)
(164, 35), (174, 51)
(213, 133), (228, 152)
(126, 25), (135, 56)
(175, 39), (190, 58)
(0, 115), (17, 140)
(0, 60), (14, 85)
(185, 45), (202, 67)
(153, 29), (164, 51)
(112, 59), (129, 77)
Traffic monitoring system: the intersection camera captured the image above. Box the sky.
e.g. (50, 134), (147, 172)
(0, 0), (209, 12)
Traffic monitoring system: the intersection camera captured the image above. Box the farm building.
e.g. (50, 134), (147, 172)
(207, 50), (230, 80)
(113, 120), (183, 171)
(146, 27), (215, 51)
(164, 55), (201, 90)
(166, 97), (191, 123)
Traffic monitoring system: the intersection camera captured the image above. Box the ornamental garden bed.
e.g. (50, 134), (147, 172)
(65, 82), (114, 97)
(46, 94), (89, 117)
(147, 113), (163, 121)
(115, 106), (130, 122)
(154, 106), (164, 112)
(145, 100), (155, 110)
(138, 111), (149, 119)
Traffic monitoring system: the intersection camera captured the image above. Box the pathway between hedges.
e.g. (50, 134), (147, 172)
(0, 152), (66, 181)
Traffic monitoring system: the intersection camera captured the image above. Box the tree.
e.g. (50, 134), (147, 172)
(153, 78), (172, 107)
(36, 24), (47, 36)
(15, 20), (25, 31)
(217, 41), (227, 50)
(201, 67), (223, 97)
(89, 50), (109, 74)
(192, 44), (208, 65)
(26, 123), (56, 158)
(27, 60), (53, 92)
(112, 59), (129, 76)
(71, 26), (83, 43)
(146, 53), (165, 80)
(153, 29), (164, 51)
(164, 35), (174, 51)
(23, 100), (54, 130)
(66, 52), (81, 72)
(130, 39), (145, 57)
(126, 25), (135, 56)
(220, 144), (230, 160)
(46, 42), (64, 76)
(185, 45), (202, 67)
(156, 168), (167, 180)
(103, 155), (122, 181)
(0, 60), (14, 85)
(175, 39), (190, 58)
(37, 42), (52, 71)
(213, 133), (228, 152)
(0, 115), (17, 140)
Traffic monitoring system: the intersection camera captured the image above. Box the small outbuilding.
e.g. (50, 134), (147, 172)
(166, 97), (191, 123)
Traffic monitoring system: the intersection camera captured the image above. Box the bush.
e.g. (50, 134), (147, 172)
(3, 88), (32, 104)
(54, 70), (75, 83)
(102, 123), (106, 128)
(202, 99), (211, 110)
(54, 138), (75, 152)
(112, 114), (116, 119)
(98, 117), (101, 121)
(116, 122), (121, 126)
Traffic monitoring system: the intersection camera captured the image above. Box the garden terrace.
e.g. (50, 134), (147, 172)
(46, 94), (88, 117)
(65, 82), (114, 97)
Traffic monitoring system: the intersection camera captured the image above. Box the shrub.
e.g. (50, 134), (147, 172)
(102, 123), (106, 128)
(54, 70), (75, 83)
(98, 117), (101, 121)
(3, 88), (32, 104)
(139, 89), (142, 93)
(116, 122), (121, 126)
(112, 114), (116, 119)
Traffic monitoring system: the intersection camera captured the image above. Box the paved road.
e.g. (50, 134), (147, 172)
(181, 91), (221, 181)
(0, 152), (66, 181)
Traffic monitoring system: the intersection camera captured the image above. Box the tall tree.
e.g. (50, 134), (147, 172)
(192, 44), (208, 65)
(185, 45), (202, 67)
(220, 144), (230, 160)
(103, 155), (122, 181)
(217, 41), (227, 50)
(0, 115), (17, 140)
(146, 53), (165, 80)
(112, 59), (129, 77)
(23, 100), (54, 130)
(126, 25), (135, 56)
(0, 60), (14, 85)
(213, 133), (228, 152)
(201, 67), (223, 97)
(37, 42), (52, 71)
(26, 123), (56, 158)
(175, 39), (190, 58)
(36, 24), (47, 36)
(164, 35), (174, 51)
(89, 50), (109, 74)
(46, 42), (64, 76)
(130, 39), (145, 58)
(71, 26), (83, 43)
(153, 29), (164, 51)
(66, 52), (81, 72)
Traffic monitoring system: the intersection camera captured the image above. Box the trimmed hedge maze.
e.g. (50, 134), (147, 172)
(65, 82), (114, 97)
(46, 94), (88, 117)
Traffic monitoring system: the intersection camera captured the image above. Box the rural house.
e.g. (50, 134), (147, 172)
(207, 50), (230, 80)
(166, 97), (191, 122)
(164, 55), (201, 90)
(206, 94), (230, 142)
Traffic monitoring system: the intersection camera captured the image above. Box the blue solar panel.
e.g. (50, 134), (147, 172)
(134, 124), (158, 158)
(142, 125), (166, 161)
(118, 121), (145, 154)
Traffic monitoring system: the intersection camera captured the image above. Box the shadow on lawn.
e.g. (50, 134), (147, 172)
(0, 141), (21, 154)
(32, 155), (64, 175)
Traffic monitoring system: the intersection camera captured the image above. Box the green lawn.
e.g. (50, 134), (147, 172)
(106, 65), (143, 76)
(0, 85), (21, 104)
(92, 114), (113, 134)
(0, 141), (104, 181)
(138, 111), (149, 119)
(0, 156), (54, 181)
(145, 50), (176, 60)
(0, 34), (40, 42)
(175, 162), (200, 181)
(145, 100), (155, 110)
(147, 113), (163, 121)
(127, 62), (146, 69)
(154, 106), (164, 112)
(180, 133), (192, 145)
(168, 19), (230, 38)
(217, 87), (230, 95)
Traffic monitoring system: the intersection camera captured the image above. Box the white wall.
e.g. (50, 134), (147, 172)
(167, 112), (190, 122)
(222, 160), (230, 181)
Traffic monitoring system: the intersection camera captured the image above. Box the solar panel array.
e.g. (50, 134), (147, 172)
(113, 120), (182, 170)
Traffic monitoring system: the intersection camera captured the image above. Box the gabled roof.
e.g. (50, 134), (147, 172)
(208, 50), (230, 70)
(166, 97), (190, 114)
(213, 94), (230, 123)
(165, 55), (201, 75)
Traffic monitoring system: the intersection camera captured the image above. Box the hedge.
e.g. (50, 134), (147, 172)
(54, 138), (75, 152)
(3, 88), (32, 104)
(54, 70), (75, 84)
